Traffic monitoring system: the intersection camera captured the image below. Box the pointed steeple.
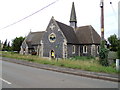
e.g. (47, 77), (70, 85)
(70, 2), (77, 22)
(70, 2), (77, 29)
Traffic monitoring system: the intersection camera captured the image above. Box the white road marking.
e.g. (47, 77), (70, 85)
(0, 78), (12, 84)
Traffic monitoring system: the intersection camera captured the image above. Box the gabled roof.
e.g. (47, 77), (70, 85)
(22, 31), (44, 48)
(21, 40), (27, 49)
(56, 20), (79, 44)
(76, 25), (101, 44)
(70, 2), (77, 22)
(22, 17), (100, 47)
(26, 31), (44, 45)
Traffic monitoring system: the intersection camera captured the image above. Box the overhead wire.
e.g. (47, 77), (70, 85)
(0, 0), (59, 30)
(109, 0), (117, 21)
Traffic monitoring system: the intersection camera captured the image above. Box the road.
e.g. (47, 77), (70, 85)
(1, 60), (118, 88)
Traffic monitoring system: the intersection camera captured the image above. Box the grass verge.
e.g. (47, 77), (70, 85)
(1, 51), (119, 74)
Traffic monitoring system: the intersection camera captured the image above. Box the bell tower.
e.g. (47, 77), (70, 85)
(70, 2), (77, 30)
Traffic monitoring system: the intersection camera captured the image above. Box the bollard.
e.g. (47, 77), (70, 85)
(116, 59), (120, 71)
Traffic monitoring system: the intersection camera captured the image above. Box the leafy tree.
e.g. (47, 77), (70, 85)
(108, 34), (118, 51)
(117, 39), (120, 59)
(12, 36), (25, 52)
(99, 40), (109, 66)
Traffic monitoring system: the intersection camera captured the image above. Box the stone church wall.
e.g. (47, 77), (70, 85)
(67, 44), (79, 58)
(42, 20), (65, 58)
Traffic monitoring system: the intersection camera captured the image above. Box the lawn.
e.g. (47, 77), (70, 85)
(0, 51), (119, 74)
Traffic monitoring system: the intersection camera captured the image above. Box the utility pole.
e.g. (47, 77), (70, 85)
(100, 0), (104, 41)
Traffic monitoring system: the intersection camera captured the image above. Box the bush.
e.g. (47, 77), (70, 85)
(108, 51), (118, 59)
(117, 40), (120, 59)
(99, 41), (109, 66)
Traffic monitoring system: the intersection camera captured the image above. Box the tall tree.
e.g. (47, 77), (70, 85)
(12, 36), (25, 52)
(2, 39), (8, 51)
(0, 40), (1, 49)
(0, 40), (1, 50)
(7, 41), (11, 51)
(3, 39), (7, 46)
(108, 34), (118, 51)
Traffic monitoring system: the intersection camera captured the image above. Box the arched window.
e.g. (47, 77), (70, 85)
(72, 45), (75, 54)
(83, 45), (87, 53)
(49, 33), (56, 43)
(97, 45), (100, 54)
(64, 44), (67, 58)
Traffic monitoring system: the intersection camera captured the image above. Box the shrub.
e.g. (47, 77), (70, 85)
(117, 40), (120, 59)
(99, 40), (109, 66)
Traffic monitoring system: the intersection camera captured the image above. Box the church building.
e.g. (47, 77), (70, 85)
(20, 2), (101, 58)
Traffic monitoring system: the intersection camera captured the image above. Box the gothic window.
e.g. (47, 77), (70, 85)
(97, 45), (100, 54)
(64, 44), (67, 58)
(83, 45), (87, 53)
(49, 33), (56, 43)
(72, 45), (75, 54)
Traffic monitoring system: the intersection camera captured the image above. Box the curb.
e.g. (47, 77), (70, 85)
(1, 57), (120, 82)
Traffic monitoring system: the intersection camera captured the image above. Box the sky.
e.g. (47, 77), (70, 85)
(0, 0), (119, 43)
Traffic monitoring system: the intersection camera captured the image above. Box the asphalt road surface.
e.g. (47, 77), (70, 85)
(1, 60), (118, 88)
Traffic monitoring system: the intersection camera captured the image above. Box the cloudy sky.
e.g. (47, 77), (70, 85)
(0, 0), (119, 43)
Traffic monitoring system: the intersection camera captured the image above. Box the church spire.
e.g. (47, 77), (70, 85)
(70, 2), (77, 29)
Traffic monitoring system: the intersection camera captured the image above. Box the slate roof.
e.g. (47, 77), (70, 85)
(76, 25), (101, 44)
(70, 2), (77, 22)
(22, 19), (100, 47)
(26, 31), (44, 45)
(56, 20), (79, 44)
(22, 31), (44, 48)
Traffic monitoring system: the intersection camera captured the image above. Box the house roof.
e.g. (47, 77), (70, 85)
(26, 31), (44, 45)
(22, 18), (100, 48)
(22, 31), (44, 48)
(76, 25), (101, 44)
(56, 20), (79, 44)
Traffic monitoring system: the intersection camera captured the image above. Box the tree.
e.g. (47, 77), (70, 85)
(117, 39), (120, 59)
(12, 36), (25, 52)
(99, 40), (109, 66)
(108, 34), (118, 51)
(0, 40), (1, 50)
(7, 41), (12, 51)
(1, 39), (12, 51)
(2, 39), (8, 51)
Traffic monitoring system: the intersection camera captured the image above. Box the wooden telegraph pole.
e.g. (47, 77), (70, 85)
(100, 0), (104, 41)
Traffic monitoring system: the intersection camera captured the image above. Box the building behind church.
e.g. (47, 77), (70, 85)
(20, 2), (101, 59)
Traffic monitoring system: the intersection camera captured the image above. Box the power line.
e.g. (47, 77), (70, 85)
(109, 0), (117, 20)
(0, 0), (59, 30)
